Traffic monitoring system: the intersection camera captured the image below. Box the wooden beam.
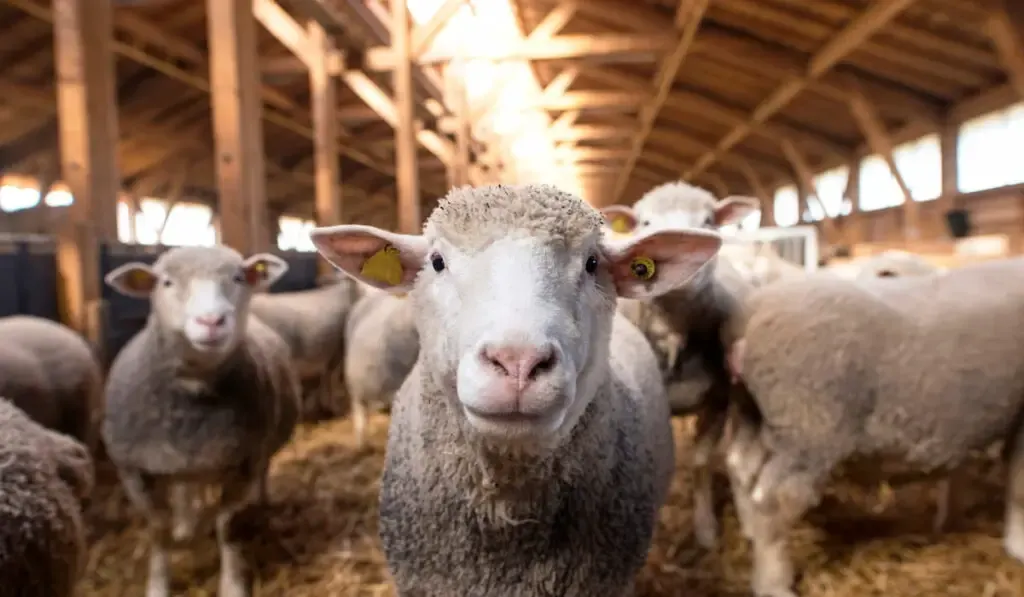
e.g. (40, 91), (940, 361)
(411, 0), (467, 57)
(392, 0), (420, 233)
(530, 91), (640, 112)
(612, 0), (708, 204)
(448, 69), (472, 188)
(780, 139), (837, 237)
(685, 0), (920, 179)
(253, 0), (313, 67)
(309, 21), (342, 253)
(986, 0), (1024, 100)
(940, 120), (958, 205)
(207, 0), (269, 252)
(365, 34), (674, 70)
(848, 90), (918, 240)
(52, 0), (119, 348)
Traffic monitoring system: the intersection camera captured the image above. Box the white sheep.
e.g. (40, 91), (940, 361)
(343, 287), (418, 448)
(310, 183), (724, 596)
(0, 397), (94, 597)
(600, 179), (760, 549)
(249, 275), (362, 421)
(0, 315), (104, 452)
(102, 245), (301, 597)
(853, 249), (942, 279)
(725, 257), (1024, 597)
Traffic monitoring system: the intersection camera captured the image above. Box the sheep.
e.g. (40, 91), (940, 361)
(0, 315), (104, 453)
(718, 242), (807, 287)
(853, 249), (941, 280)
(249, 274), (362, 421)
(343, 287), (418, 448)
(310, 183), (725, 597)
(724, 257), (1024, 597)
(102, 245), (301, 597)
(599, 179), (760, 549)
(0, 397), (94, 597)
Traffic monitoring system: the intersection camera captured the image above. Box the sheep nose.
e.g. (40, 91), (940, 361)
(480, 342), (557, 389)
(194, 313), (227, 329)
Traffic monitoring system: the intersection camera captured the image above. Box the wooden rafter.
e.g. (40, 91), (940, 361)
(611, 0), (709, 204)
(685, 0), (922, 180)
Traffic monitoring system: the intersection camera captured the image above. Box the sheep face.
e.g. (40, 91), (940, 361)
(105, 246), (287, 359)
(312, 184), (722, 448)
(600, 181), (760, 236)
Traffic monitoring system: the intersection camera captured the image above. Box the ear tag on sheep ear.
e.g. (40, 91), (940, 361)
(128, 269), (156, 292)
(361, 245), (404, 286)
(630, 256), (656, 281)
(610, 217), (631, 234)
(244, 261), (268, 286)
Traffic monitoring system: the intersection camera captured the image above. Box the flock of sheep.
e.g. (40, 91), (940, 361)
(0, 179), (1014, 597)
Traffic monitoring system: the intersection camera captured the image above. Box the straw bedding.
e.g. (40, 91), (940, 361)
(78, 414), (1024, 597)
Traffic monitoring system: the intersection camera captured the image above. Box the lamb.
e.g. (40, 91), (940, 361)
(0, 315), (104, 452)
(725, 257), (1024, 597)
(310, 183), (725, 597)
(102, 245), (301, 597)
(600, 179), (760, 549)
(343, 286), (418, 448)
(249, 274), (362, 421)
(853, 249), (941, 279)
(0, 397), (94, 597)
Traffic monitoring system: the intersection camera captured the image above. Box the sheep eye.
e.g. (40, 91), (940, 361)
(232, 272), (246, 284)
(430, 253), (446, 273)
(161, 277), (173, 287)
(585, 255), (598, 274)
(703, 216), (715, 227)
(641, 220), (650, 226)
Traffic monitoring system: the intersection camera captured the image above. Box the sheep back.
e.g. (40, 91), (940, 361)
(0, 316), (103, 451)
(344, 292), (419, 409)
(0, 399), (93, 597)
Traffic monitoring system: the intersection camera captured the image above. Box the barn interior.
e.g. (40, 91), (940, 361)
(1, 0), (1024, 595)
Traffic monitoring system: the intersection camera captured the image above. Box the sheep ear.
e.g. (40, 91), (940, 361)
(242, 253), (288, 291)
(601, 227), (722, 300)
(714, 196), (760, 227)
(104, 262), (158, 298)
(310, 224), (428, 293)
(600, 205), (639, 234)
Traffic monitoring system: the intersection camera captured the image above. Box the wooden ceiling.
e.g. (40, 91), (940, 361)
(0, 0), (1021, 224)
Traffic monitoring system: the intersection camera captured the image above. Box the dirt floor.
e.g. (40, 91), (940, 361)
(79, 415), (1024, 597)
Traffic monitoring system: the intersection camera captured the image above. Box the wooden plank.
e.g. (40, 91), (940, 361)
(411, 0), (468, 57)
(392, 0), (420, 233)
(52, 0), (120, 349)
(253, 0), (313, 66)
(207, 0), (270, 253)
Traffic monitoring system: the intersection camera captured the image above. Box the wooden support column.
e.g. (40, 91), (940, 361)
(842, 157), (862, 244)
(308, 21), (342, 274)
(940, 121), (959, 206)
(207, 0), (269, 253)
(735, 159), (772, 225)
(52, 0), (120, 349)
(391, 0), (421, 233)
(848, 91), (918, 241)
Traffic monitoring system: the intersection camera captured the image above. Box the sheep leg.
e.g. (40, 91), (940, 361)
(352, 392), (368, 449)
(216, 477), (261, 597)
(932, 469), (962, 534)
(692, 400), (728, 549)
(725, 413), (768, 540)
(120, 471), (172, 597)
(1004, 427), (1024, 563)
(743, 453), (826, 597)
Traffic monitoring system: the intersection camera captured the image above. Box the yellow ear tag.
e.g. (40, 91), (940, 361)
(610, 217), (631, 234)
(360, 245), (404, 286)
(630, 256), (656, 281)
(253, 261), (267, 273)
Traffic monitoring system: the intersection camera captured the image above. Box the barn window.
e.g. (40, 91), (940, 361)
(277, 216), (316, 252)
(957, 101), (1024, 193)
(804, 166), (852, 222)
(859, 133), (941, 211)
(772, 184), (799, 227)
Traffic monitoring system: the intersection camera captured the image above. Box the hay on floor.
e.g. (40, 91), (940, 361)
(79, 416), (1024, 596)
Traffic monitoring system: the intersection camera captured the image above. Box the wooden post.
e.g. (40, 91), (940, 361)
(453, 77), (472, 188)
(207, 0), (269, 254)
(391, 0), (421, 233)
(52, 0), (120, 351)
(940, 122), (959, 205)
(308, 21), (342, 275)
